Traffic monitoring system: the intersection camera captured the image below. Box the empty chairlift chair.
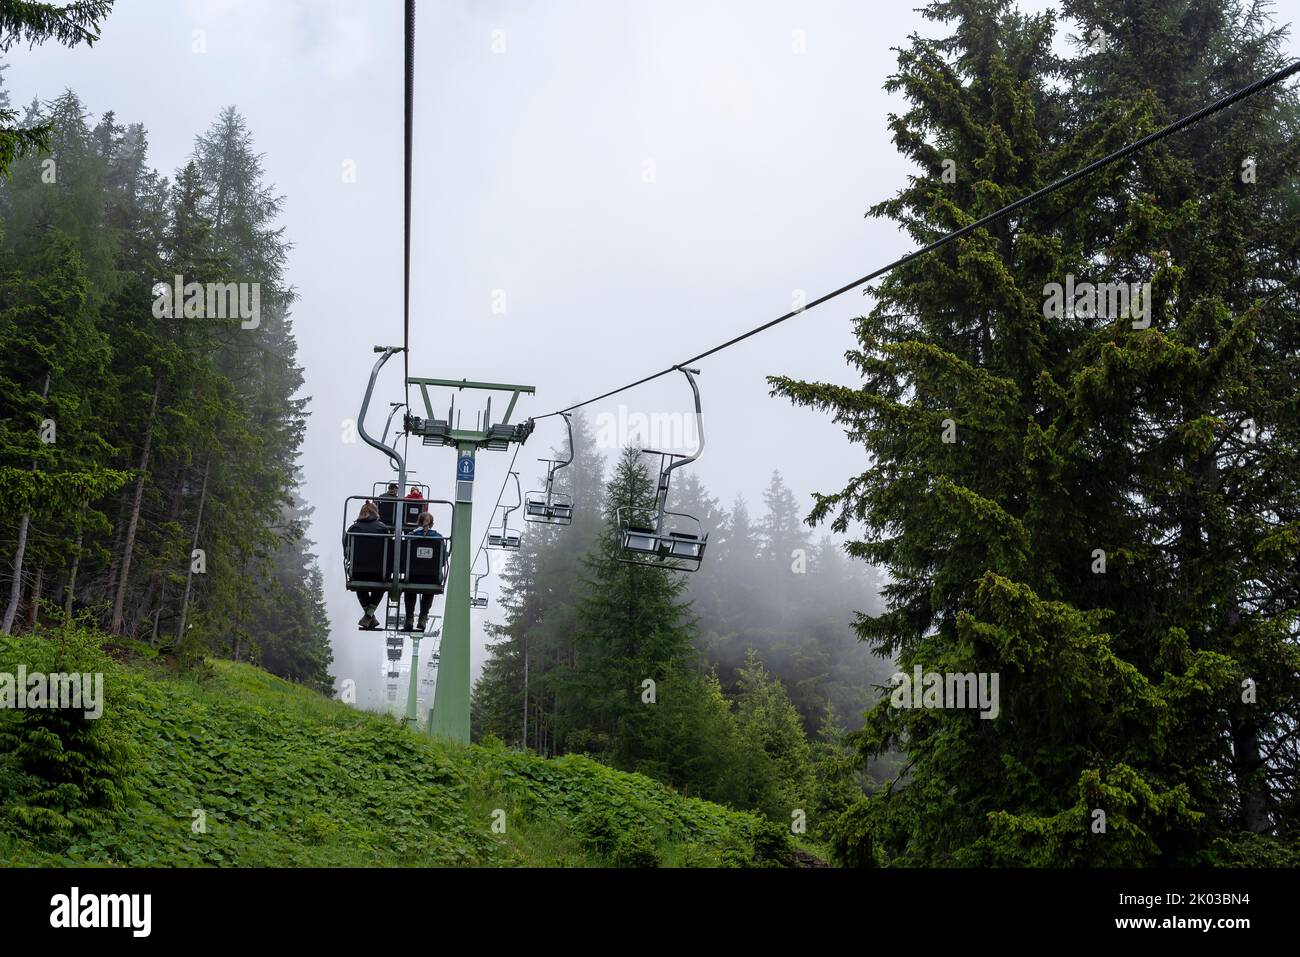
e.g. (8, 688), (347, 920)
(616, 367), (709, 573)
(470, 553), (490, 609)
(487, 471), (523, 551)
(525, 412), (576, 526)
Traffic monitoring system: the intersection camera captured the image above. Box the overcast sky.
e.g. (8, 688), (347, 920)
(9, 0), (1296, 711)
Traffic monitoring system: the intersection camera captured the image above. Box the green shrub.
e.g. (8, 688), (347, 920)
(0, 622), (137, 838)
(575, 807), (620, 855)
(611, 830), (660, 868)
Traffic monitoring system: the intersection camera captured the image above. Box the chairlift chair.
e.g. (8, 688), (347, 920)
(348, 346), (449, 630)
(486, 472), (523, 551)
(615, 367), (709, 573)
(372, 480), (432, 530)
(470, 553), (490, 609)
(525, 412), (575, 525)
(342, 494), (452, 630)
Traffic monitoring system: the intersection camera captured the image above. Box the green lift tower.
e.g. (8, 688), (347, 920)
(406, 377), (534, 742)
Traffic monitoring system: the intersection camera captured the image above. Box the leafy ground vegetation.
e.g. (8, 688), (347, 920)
(0, 624), (795, 868)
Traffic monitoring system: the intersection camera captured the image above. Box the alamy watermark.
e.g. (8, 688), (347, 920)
(889, 666), (1000, 719)
(1042, 273), (1151, 328)
(0, 667), (104, 719)
(50, 887), (150, 937)
(151, 275), (260, 329)
(595, 405), (699, 451)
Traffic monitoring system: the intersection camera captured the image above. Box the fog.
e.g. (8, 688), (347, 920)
(8, 0), (1086, 706)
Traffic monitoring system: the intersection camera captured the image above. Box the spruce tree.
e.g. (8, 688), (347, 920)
(564, 447), (694, 767)
(773, 0), (1299, 865)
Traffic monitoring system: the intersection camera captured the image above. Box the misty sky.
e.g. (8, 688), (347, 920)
(9, 1), (1295, 710)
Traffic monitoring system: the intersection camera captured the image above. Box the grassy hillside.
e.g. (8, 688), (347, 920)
(0, 626), (794, 867)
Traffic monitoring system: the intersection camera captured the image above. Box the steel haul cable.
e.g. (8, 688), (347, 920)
(532, 58), (1300, 421)
(390, 26), (1296, 575)
(403, 0), (415, 408)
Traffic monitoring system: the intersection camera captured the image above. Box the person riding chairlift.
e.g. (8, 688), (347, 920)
(376, 481), (400, 527)
(404, 510), (442, 632)
(345, 500), (389, 629)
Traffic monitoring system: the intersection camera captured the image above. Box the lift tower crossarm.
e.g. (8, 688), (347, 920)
(408, 378), (535, 428)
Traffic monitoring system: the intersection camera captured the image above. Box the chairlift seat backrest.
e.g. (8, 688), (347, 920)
(404, 537), (446, 585)
(402, 501), (428, 528)
(622, 529), (660, 554)
(488, 531), (521, 550)
(376, 498), (399, 527)
(347, 531), (392, 584)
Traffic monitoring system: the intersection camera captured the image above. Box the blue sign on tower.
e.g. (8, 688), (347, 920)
(457, 454), (475, 482)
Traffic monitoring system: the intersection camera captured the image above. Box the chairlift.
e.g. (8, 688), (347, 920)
(470, 552), (490, 609)
(615, 367), (709, 572)
(486, 472), (522, 551)
(342, 494), (452, 630)
(371, 479), (432, 530)
(343, 346), (450, 630)
(525, 412), (575, 525)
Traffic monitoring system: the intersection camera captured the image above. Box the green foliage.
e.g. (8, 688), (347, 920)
(0, 640), (791, 867)
(0, 2), (113, 52)
(0, 620), (135, 837)
(734, 648), (815, 819)
(474, 425), (872, 837)
(0, 3), (115, 178)
(772, 0), (1300, 866)
(0, 82), (330, 689)
(611, 831), (661, 868)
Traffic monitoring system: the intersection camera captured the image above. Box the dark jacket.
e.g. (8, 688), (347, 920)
(343, 516), (390, 548)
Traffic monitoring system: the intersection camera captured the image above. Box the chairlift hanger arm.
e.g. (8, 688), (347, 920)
(496, 471), (522, 533)
(663, 367), (703, 472)
(381, 402), (406, 446)
(360, 348), (407, 472)
(544, 412), (575, 493)
(507, 471), (522, 513)
(357, 347), (408, 599)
